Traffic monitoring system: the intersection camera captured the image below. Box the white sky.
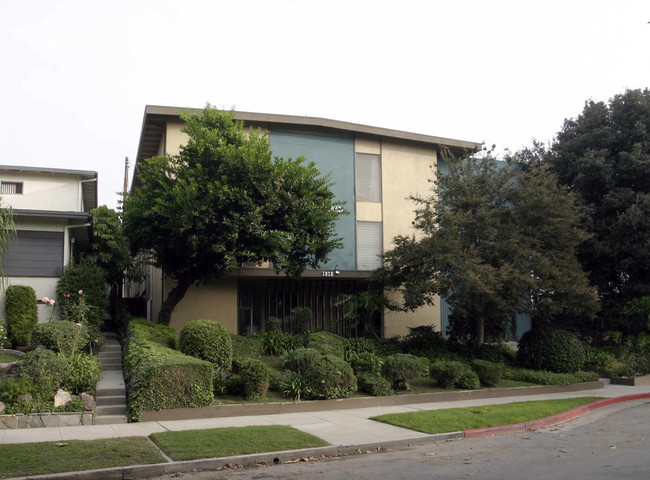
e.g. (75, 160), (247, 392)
(1, 0), (648, 210)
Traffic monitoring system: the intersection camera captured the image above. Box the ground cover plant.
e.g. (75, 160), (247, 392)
(150, 425), (328, 461)
(0, 351), (20, 363)
(371, 397), (604, 434)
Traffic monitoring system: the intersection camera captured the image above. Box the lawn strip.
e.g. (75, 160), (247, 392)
(0, 437), (166, 479)
(371, 397), (604, 434)
(150, 425), (329, 461)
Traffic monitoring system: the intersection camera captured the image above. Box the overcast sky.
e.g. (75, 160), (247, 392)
(1, 0), (648, 209)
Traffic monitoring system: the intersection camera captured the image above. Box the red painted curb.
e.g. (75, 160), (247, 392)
(463, 393), (650, 438)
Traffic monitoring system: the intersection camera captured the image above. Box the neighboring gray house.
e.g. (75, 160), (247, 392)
(0, 165), (97, 323)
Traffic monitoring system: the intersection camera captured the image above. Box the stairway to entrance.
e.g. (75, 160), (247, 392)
(94, 332), (127, 424)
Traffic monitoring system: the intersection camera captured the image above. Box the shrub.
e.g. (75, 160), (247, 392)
(401, 325), (446, 360)
(477, 343), (516, 365)
(5, 285), (38, 347)
(65, 353), (101, 394)
(18, 348), (71, 400)
(456, 370), (481, 390)
(281, 370), (309, 401)
(381, 353), (428, 390)
(32, 321), (91, 357)
(123, 338), (214, 422)
(128, 318), (177, 349)
(225, 374), (244, 396)
(261, 329), (301, 356)
(239, 359), (270, 400)
(179, 319), (233, 370)
(471, 359), (505, 387)
(307, 331), (345, 357)
(285, 348), (320, 375)
(290, 307), (312, 334)
(56, 261), (109, 328)
(231, 333), (263, 361)
(343, 338), (376, 361)
(357, 372), (393, 396)
(517, 328), (586, 373)
(503, 368), (599, 385)
(583, 348), (617, 375)
(266, 316), (281, 332)
(0, 376), (42, 404)
(430, 360), (469, 389)
(304, 355), (357, 399)
(348, 351), (382, 376)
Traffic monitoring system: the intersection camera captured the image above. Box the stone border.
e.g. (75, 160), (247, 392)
(0, 347), (26, 357)
(139, 381), (605, 422)
(0, 412), (94, 429)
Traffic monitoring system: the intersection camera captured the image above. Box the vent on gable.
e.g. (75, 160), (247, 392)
(0, 181), (23, 194)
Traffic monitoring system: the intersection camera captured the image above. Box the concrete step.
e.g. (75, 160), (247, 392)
(95, 404), (127, 416)
(99, 358), (122, 366)
(96, 395), (126, 406)
(96, 386), (126, 397)
(94, 414), (127, 425)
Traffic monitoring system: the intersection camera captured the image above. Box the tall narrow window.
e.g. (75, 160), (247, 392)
(356, 221), (383, 270)
(0, 182), (23, 194)
(355, 153), (381, 202)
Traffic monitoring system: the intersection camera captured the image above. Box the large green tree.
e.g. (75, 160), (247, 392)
(379, 149), (597, 346)
(123, 106), (344, 325)
(546, 88), (650, 329)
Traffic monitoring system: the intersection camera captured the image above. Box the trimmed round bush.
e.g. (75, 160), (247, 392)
(239, 359), (270, 400)
(179, 319), (233, 370)
(381, 353), (428, 390)
(304, 355), (357, 399)
(430, 360), (469, 389)
(5, 285), (38, 347)
(32, 321), (91, 356)
(456, 370), (480, 390)
(307, 331), (346, 357)
(517, 328), (586, 373)
(349, 351), (382, 376)
(357, 372), (393, 396)
(285, 348), (320, 374)
(471, 359), (505, 387)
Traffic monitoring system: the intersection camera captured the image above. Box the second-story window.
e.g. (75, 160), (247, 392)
(0, 181), (23, 194)
(355, 153), (381, 202)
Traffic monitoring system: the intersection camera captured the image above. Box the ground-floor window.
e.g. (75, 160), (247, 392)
(237, 278), (380, 337)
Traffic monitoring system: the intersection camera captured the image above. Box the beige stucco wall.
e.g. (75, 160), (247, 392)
(0, 172), (87, 212)
(165, 120), (189, 156)
(168, 277), (238, 334)
(378, 139), (441, 337)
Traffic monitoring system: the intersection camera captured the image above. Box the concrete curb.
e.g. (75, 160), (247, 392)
(9, 393), (650, 480)
(463, 393), (650, 438)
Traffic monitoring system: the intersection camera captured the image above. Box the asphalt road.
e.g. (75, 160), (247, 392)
(147, 399), (650, 480)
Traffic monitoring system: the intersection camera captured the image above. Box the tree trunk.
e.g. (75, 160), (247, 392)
(476, 316), (485, 347)
(157, 277), (193, 325)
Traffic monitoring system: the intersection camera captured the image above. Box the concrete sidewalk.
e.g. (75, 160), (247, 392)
(1, 381), (649, 447)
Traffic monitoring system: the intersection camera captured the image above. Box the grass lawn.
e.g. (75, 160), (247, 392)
(150, 425), (329, 461)
(371, 397), (604, 434)
(0, 437), (166, 479)
(0, 352), (20, 363)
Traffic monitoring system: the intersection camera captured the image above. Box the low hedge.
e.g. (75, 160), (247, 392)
(304, 355), (357, 399)
(123, 338), (213, 422)
(357, 372), (393, 396)
(128, 318), (177, 349)
(503, 368), (599, 386)
(239, 359), (270, 400)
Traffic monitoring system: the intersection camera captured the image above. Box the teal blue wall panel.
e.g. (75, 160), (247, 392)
(270, 130), (356, 270)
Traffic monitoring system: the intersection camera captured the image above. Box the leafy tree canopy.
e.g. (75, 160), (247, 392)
(379, 148), (597, 345)
(544, 88), (650, 326)
(123, 106), (344, 325)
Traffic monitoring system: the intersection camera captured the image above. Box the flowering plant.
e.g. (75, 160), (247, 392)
(0, 321), (8, 349)
(41, 296), (56, 321)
